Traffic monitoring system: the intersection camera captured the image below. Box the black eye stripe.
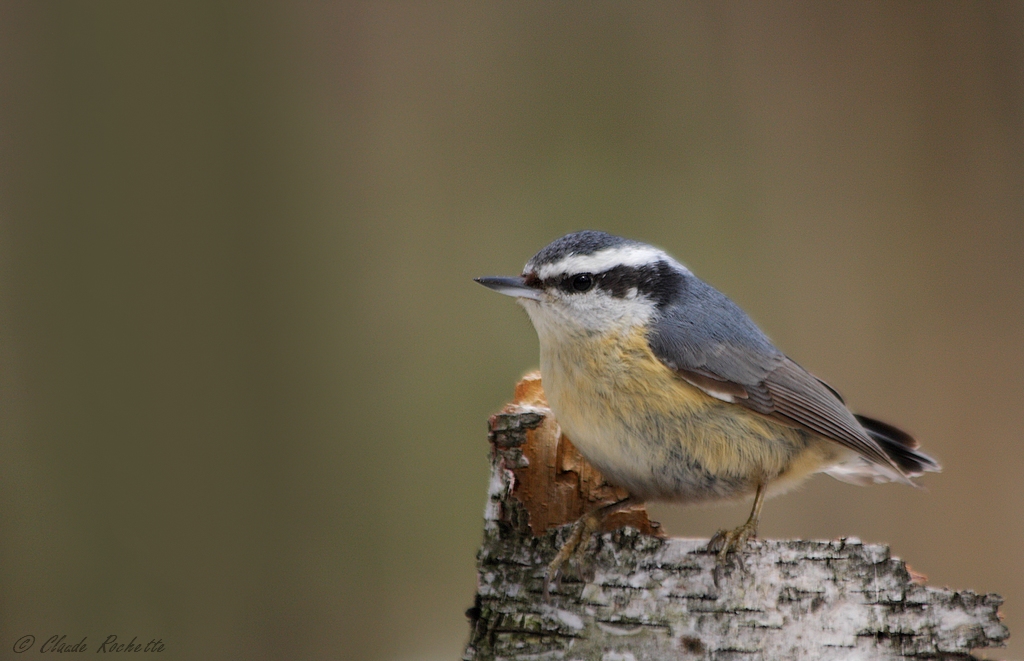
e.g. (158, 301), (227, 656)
(538, 261), (685, 308)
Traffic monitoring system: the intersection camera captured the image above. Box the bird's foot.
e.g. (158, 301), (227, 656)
(707, 520), (758, 586)
(543, 512), (601, 600)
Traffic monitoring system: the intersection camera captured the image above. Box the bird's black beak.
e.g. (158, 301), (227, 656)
(474, 275), (542, 301)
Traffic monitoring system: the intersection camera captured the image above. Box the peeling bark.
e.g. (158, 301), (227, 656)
(464, 374), (1008, 660)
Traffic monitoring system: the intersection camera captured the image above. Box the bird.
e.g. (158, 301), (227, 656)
(475, 230), (939, 592)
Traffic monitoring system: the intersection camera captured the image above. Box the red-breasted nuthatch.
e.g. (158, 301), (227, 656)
(476, 230), (939, 590)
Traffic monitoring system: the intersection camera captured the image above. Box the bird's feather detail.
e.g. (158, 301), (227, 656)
(647, 277), (910, 482)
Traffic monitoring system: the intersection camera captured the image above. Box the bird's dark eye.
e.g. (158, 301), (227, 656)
(571, 273), (594, 292)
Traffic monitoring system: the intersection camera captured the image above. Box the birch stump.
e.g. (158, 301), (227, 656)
(464, 373), (1008, 661)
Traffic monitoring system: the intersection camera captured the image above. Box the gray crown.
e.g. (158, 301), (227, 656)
(525, 230), (637, 271)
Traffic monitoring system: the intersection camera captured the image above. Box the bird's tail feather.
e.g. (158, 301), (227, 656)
(855, 414), (941, 477)
(824, 415), (940, 486)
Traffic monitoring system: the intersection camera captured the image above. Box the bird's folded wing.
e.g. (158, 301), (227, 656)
(647, 282), (908, 480)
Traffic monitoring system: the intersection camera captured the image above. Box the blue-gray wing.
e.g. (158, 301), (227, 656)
(647, 277), (905, 477)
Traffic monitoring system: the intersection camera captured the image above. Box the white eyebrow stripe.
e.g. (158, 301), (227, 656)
(533, 245), (677, 279)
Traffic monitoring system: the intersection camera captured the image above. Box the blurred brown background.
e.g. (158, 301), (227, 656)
(1, 2), (1021, 660)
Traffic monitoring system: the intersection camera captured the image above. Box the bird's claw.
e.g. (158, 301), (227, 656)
(707, 521), (757, 586)
(542, 513), (600, 601)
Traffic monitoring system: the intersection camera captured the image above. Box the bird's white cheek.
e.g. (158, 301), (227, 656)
(520, 300), (577, 344)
